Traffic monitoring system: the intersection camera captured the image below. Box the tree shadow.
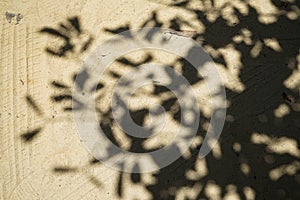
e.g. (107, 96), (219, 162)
(21, 1), (300, 199)
(40, 16), (93, 58)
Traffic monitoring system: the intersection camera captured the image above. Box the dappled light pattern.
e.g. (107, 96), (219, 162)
(20, 0), (300, 199)
(93, 1), (300, 198)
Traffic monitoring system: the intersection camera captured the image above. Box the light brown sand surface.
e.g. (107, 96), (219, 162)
(1, 0), (300, 199)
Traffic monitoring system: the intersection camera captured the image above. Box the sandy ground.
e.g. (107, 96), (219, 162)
(1, 0), (300, 199)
